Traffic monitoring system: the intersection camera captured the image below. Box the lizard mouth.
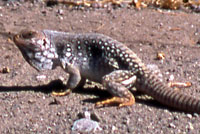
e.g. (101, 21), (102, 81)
(13, 30), (37, 48)
(13, 33), (37, 54)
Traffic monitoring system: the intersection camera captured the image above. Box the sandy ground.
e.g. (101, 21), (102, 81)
(0, 1), (200, 133)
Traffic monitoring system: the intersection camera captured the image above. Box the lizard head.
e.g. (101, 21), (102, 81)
(13, 30), (58, 71)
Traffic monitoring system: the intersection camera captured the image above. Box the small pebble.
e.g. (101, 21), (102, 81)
(193, 113), (199, 117)
(41, 10), (47, 15)
(72, 118), (102, 132)
(169, 74), (174, 81)
(57, 9), (63, 15)
(174, 115), (179, 120)
(36, 75), (47, 81)
(111, 125), (117, 133)
(59, 16), (63, 20)
(187, 122), (194, 130)
(186, 114), (192, 119)
(0, 67), (10, 73)
(157, 52), (165, 60)
(58, 76), (65, 81)
(169, 123), (176, 128)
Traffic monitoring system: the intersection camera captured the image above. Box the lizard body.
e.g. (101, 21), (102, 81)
(13, 29), (200, 113)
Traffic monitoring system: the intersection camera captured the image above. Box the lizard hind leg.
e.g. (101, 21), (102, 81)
(96, 70), (136, 107)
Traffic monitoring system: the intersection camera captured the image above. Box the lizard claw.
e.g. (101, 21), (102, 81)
(51, 89), (71, 97)
(95, 96), (135, 107)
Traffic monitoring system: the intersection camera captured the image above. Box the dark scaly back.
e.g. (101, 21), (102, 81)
(74, 33), (144, 71)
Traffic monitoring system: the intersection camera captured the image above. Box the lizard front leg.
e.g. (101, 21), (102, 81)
(52, 63), (83, 96)
(96, 70), (136, 107)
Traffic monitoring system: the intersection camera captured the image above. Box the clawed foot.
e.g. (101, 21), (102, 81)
(51, 89), (71, 96)
(95, 95), (135, 107)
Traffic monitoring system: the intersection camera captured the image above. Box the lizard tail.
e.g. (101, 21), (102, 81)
(136, 70), (200, 113)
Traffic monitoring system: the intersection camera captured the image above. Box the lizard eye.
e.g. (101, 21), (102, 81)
(21, 31), (35, 39)
(27, 32), (32, 37)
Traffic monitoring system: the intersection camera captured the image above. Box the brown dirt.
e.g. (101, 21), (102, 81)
(0, 1), (200, 133)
